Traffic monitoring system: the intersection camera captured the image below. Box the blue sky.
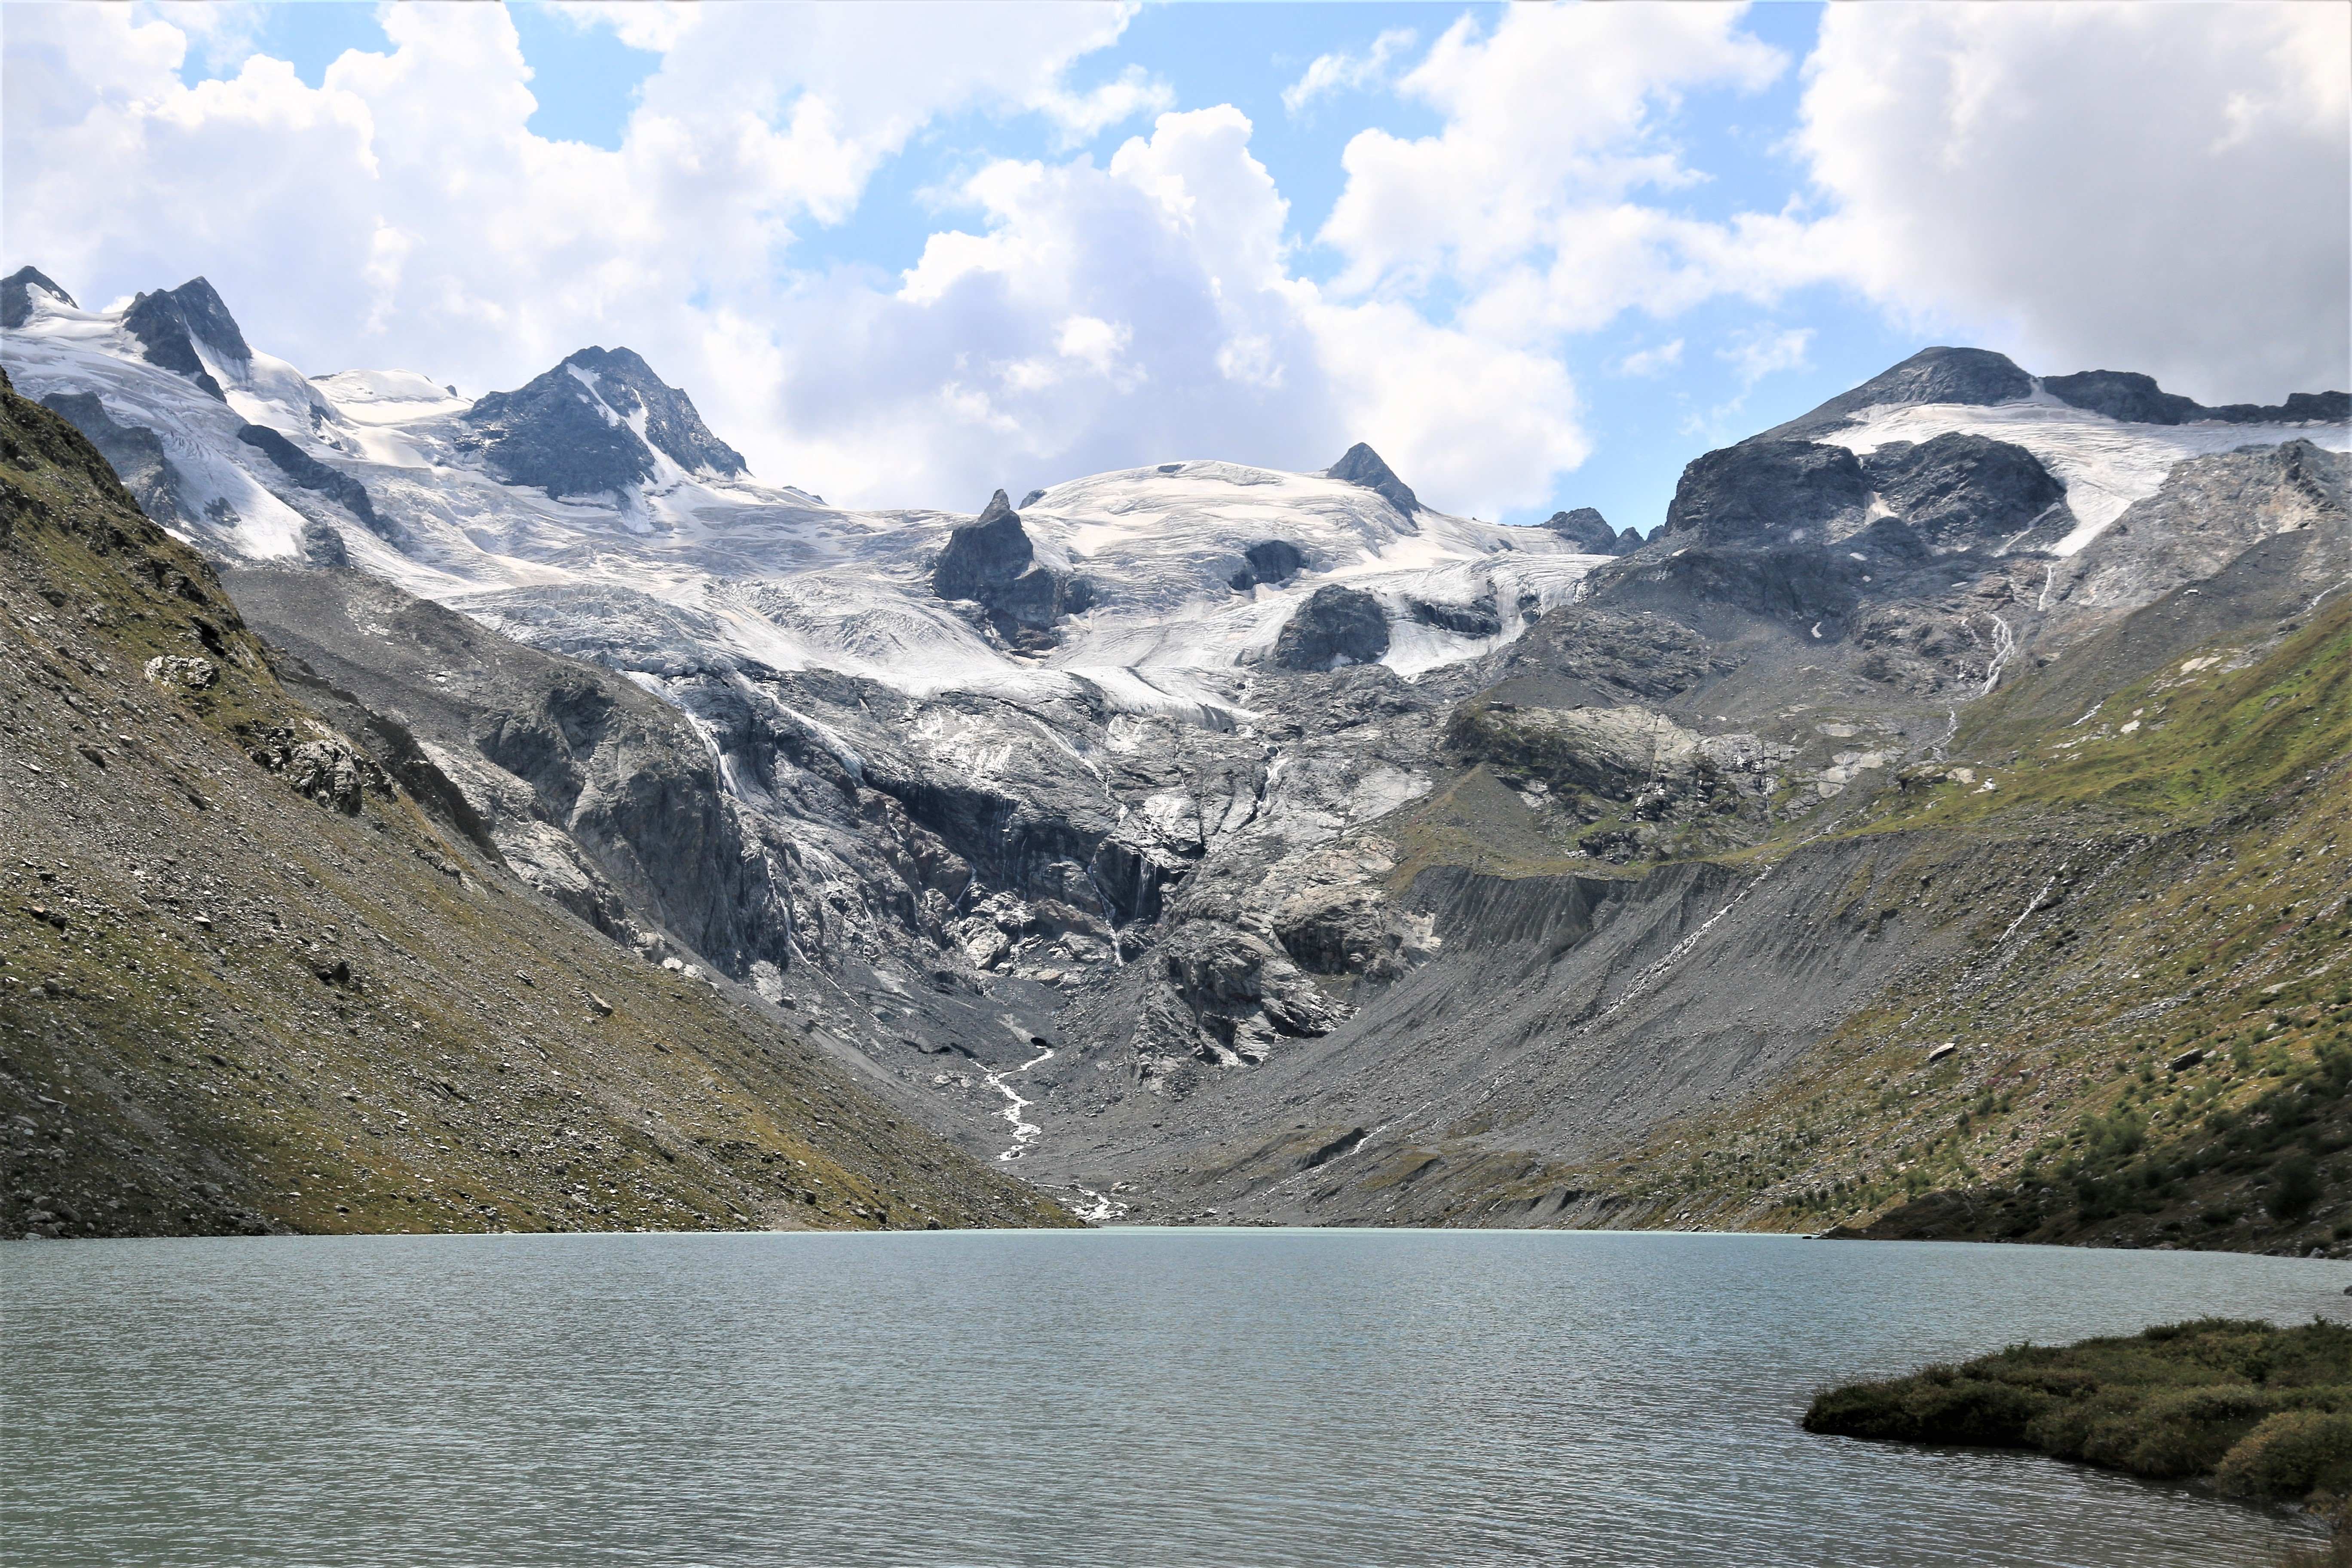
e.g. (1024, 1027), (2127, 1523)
(13, 2), (2345, 524)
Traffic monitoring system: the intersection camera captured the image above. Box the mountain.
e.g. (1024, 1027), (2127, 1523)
(5, 269), (2348, 1248)
(0, 369), (1072, 1238)
(461, 345), (748, 497)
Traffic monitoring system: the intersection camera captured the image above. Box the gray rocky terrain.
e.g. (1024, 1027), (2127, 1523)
(6, 274), (2347, 1239)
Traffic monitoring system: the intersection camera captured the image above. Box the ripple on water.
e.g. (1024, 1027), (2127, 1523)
(3, 1229), (2345, 1567)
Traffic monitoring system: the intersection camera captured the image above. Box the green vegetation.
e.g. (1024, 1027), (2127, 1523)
(1558, 581), (2352, 1253)
(1807, 1319), (2352, 1525)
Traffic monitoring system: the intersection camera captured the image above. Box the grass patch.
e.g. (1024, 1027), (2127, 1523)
(1807, 1318), (2352, 1521)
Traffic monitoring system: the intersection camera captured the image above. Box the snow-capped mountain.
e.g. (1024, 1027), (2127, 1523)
(6, 263), (2348, 1229)
(0, 268), (1604, 718)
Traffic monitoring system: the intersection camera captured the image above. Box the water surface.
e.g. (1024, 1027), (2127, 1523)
(5, 1229), (2346, 1567)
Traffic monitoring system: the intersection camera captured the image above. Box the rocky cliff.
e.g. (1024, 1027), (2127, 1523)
(0, 372), (1073, 1239)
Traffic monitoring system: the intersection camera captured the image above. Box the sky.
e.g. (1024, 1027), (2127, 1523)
(4, 2), (2346, 531)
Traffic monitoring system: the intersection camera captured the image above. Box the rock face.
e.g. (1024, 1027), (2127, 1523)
(1326, 442), (1421, 516)
(1229, 538), (1305, 591)
(462, 346), (747, 497)
(122, 278), (249, 401)
(0, 371), (1070, 1239)
(932, 490), (1084, 646)
(1858, 433), (2067, 550)
(236, 423), (384, 537)
(1271, 584), (1390, 670)
(2, 266), (74, 329)
(2043, 370), (2351, 427)
(1662, 441), (1868, 545)
(1760, 346), (2034, 441)
(38, 392), (184, 525)
(1543, 507), (1639, 554)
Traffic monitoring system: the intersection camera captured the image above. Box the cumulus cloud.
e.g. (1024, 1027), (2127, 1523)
(1319, 5), (1788, 307)
(1799, 3), (2350, 399)
(1616, 339), (1684, 378)
(1719, 326), (1811, 388)
(0, 3), (1586, 515)
(1281, 28), (1414, 117)
(767, 106), (1583, 512)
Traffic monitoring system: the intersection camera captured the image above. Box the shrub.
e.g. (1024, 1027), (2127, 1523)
(2274, 1154), (2324, 1221)
(2215, 1410), (2352, 1501)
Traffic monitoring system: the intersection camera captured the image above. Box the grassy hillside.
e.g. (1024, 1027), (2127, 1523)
(1586, 588), (2352, 1253)
(0, 372), (1075, 1238)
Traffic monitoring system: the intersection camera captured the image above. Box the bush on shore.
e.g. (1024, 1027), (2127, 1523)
(1805, 1318), (2352, 1521)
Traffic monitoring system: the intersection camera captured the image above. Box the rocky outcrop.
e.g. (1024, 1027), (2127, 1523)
(1759, 346), (2034, 441)
(122, 278), (249, 400)
(1229, 538), (1305, 591)
(2043, 370), (2351, 427)
(1409, 596), (1501, 638)
(932, 490), (1086, 647)
(1271, 584), (1389, 670)
(461, 346), (747, 498)
(1543, 507), (1640, 554)
(1326, 442), (1421, 516)
(1661, 441), (1868, 545)
(236, 423), (386, 538)
(1143, 920), (1346, 1073)
(242, 723), (395, 814)
(38, 392), (185, 526)
(1858, 432), (2067, 550)
(2, 266), (74, 328)
(222, 566), (800, 980)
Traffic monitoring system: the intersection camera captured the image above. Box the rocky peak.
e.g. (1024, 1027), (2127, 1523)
(1543, 507), (1640, 555)
(1662, 441), (1868, 545)
(935, 490), (1035, 596)
(462, 345), (746, 498)
(122, 276), (252, 401)
(559, 346), (747, 478)
(933, 490), (1086, 648)
(1758, 347), (2033, 442)
(1326, 442), (1421, 516)
(2, 265), (75, 329)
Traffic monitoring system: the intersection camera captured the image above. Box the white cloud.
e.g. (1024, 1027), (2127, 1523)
(1798, 3), (2350, 400)
(1319, 5), (1788, 306)
(1718, 326), (1810, 388)
(545, 2), (702, 55)
(1029, 63), (1175, 147)
(1616, 339), (1683, 378)
(771, 107), (1584, 513)
(1281, 28), (1414, 117)
(12, 2), (1568, 514)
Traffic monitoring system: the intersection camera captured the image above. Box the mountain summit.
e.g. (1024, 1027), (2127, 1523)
(0, 265), (75, 329)
(1325, 441), (1421, 516)
(462, 346), (747, 498)
(122, 276), (251, 401)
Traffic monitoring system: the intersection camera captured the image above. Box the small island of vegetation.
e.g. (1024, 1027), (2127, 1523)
(1806, 1318), (2352, 1559)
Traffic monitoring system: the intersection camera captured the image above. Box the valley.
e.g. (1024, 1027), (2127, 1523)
(5, 262), (2346, 1249)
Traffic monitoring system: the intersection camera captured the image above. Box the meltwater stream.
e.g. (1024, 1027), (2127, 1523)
(5, 1230), (2346, 1568)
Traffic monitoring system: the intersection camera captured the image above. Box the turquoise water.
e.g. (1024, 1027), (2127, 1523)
(4, 1229), (2346, 1567)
